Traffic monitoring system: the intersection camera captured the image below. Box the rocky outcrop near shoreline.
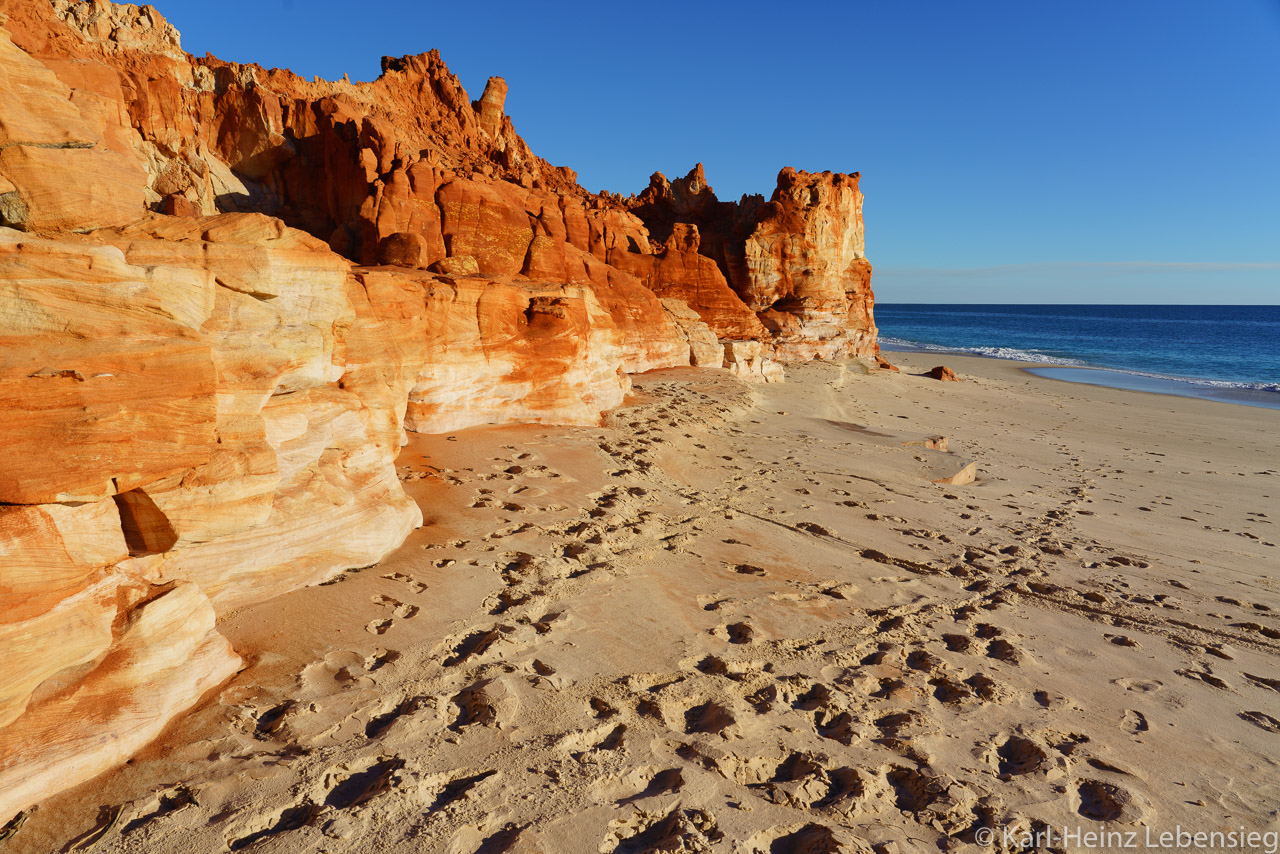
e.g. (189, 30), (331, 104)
(627, 164), (878, 361)
(0, 0), (878, 819)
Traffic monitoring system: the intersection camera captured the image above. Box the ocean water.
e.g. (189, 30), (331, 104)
(875, 304), (1280, 409)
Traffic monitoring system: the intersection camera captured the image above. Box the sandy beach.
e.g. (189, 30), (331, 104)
(10, 352), (1278, 853)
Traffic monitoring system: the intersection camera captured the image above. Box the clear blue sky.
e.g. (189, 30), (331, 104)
(158, 0), (1279, 303)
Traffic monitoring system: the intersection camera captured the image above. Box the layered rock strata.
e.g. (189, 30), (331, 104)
(0, 214), (423, 821)
(0, 0), (878, 821)
(627, 164), (877, 361)
(393, 272), (632, 434)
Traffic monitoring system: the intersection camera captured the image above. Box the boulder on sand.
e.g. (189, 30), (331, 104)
(933, 461), (977, 486)
(903, 436), (948, 452)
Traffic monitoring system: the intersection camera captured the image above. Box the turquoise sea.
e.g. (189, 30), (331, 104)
(876, 304), (1280, 410)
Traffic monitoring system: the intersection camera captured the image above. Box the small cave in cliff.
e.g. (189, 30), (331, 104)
(768, 296), (807, 314)
(524, 296), (570, 325)
(112, 489), (179, 555)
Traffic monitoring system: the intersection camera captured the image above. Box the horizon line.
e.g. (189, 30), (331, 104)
(877, 261), (1280, 277)
(875, 301), (1280, 306)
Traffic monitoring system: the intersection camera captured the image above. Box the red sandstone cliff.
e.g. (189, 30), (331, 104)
(0, 0), (877, 819)
(626, 164), (877, 360)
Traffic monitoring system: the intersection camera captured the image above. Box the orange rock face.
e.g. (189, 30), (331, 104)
(0, 578), (240, 823)
(386, 271), (633, 433)
(736, 168), (877, 360)
(0, 0), (880, 820)
(629, 166), (878, 361)
(607, 222), (768, 341)
(0, 214), (423, 821)
(0, 24), (145, 230)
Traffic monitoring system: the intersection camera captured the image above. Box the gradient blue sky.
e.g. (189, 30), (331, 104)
(158, 0), (1279, 303)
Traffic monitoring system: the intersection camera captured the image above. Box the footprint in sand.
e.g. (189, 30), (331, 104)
(253, 701), (295, 739)
(1239, 711), (1280, 733)
(227, 803), (316, 851)
(752, 823), (845, 854)
(684, 700), (736, 735)
(1076, 778), (1142, 821)
(323, 756), (405, 811)
(1113, 677), (1163, 693)
(931, 676), (976, 705)
(449, 679), (520, 731)
(372, 595), (419, 620)
(985, 637), (1022, 664)
(1175, 668), (1229, 690)
(300, 650), (377, 692)
(697, 595), (728, 612)
(1243, 672), (1280, 693)
(619, 768), (685, 804)
(381, 572), (428, 594)
(1120, 709), (1149, 734)
(557, 723), (626, 759)
(364, 695), (428, 739)
(451, 821), (529, 854)
(994, 735), (1049, 776)
(601, 806), (721, 853)
(589, 698), (618, 719)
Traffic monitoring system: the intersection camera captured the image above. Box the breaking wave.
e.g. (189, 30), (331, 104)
(878, 336), (1280, 393)
(878, 336), (1084, 367)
